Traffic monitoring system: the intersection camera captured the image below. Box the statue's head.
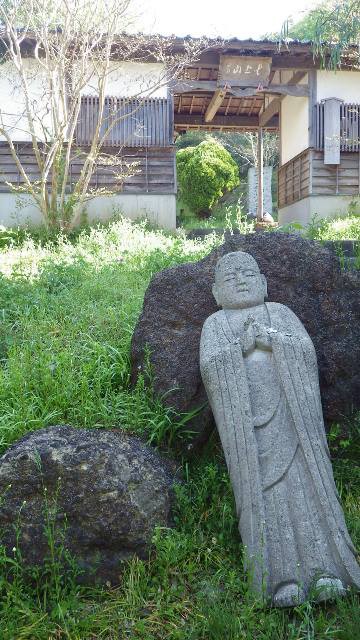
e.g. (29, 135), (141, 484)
(212, 251), (268, 310)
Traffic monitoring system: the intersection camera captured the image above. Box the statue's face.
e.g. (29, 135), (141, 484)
(213, 253), (267, 310)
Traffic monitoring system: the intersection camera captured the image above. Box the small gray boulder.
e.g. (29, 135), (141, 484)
(0, 425), (178, 585)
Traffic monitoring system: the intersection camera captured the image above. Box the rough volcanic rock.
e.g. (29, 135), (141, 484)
(131, 232), (360, 447)
(0, 425), (177, 584)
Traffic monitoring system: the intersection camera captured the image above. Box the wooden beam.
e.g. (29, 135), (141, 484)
(268, 69), (276, 85)
(205, 86), (227, 123)
(175, 114), (260, 128)
(259, 99), (281, 128)
(174, 113), (279, 129)
(172, 80), (222, 93)
(256, 84), (309, 97)
(287, 70), (308, 85)
(172, 80), (309, 97)
(193, 52), (318, 70)
(259, 69), (293, 128)
(271, 54), (318, 70)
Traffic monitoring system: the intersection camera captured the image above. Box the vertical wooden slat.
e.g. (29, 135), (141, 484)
(161, 99), (165, 146)
(156, 99), (160, 146)
(316, 103), (320, 149)
(164, 97), (169, 146)
(93, 95), (97, 146)
(149, 99), (152, 147)
(129, 98), (132, 146)
(168, 92), (174, 145)
(124, 98), (128, 146)
(86, 96), (89, 145)
(76, 95), (172, 148)
(314, 101), (360, 153)
(151, 99), (155, 146)
(145, 146), (149, 192)
(135, 99), (140, 146)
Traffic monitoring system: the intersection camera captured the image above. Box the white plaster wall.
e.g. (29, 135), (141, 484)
(0, 193), (176, 230)
(85, 194), (175, 228)
(81, 61), (168, 98)
(0, 59), (53, 142)
(280, 96), (309, 165)
(0, 59), (168, 143)
(317, 70), (360, 103)
(278, 195), (357, 227)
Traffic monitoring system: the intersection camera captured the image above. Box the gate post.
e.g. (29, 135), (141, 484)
(257, 127), (264, 221)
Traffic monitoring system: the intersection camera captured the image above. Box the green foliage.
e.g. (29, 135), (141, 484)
(306, 212), (360, 242)
(176, 140), (240, 216)
(0, 440), (359, 639)
(286, 1), (332, 41)
(178, 200), (255, 236)
(283, 0), (360, 69)
(0, 216), (359, 638)
(0, 216), (219, 452)
(176, 131), (279, 175)
(175, 131), (208, 150)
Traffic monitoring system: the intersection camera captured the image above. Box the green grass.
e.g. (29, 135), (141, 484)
(177, 199), (255, 234)
(0, 216), (359, 639)
(306, 213), (360, 242)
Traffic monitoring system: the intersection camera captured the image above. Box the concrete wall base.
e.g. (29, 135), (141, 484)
(278, 195), (359, 227)
(0, 193), (176, 230)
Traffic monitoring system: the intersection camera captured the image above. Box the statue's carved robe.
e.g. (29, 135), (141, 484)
(200, 302), (360, 599)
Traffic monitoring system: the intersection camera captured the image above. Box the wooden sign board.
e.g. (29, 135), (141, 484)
(219, 55), (272, 87)
(324, 98), (341, 165)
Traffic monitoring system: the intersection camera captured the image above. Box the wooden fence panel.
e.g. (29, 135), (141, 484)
(75, 96), (173, 147)
(312, 149), (360, 196)
(314, 102), (360, 153)
(0, 142), (176, 194)
(279, 147), (360, 207)
(278, 148), (311, 208)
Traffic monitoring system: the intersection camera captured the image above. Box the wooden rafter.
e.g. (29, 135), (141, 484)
(268, 69), (276, 85)
(287, 70), (308, 85)
(257, 69), (307, 128)
(205, 86), (227, 123)
(225, 96), (232, 115)
(259, 98), (281, 127)
(249, 96), (257, 116)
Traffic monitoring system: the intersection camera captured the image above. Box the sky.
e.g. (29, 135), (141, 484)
(135, 0), (322, 39)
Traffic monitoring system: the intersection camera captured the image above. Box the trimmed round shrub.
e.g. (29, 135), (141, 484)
(176, 139), (239, 216)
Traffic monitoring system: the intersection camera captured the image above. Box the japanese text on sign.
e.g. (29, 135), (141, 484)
(219, 56), (271, 87)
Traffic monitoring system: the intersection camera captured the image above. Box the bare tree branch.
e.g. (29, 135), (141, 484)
(0, 0), (205, 228)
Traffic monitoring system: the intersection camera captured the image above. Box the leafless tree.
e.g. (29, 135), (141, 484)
(0, 0), (202, 228)
(218, 131), (279, 170)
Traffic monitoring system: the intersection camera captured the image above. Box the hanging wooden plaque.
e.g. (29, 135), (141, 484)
(324, 98), (342, 165)
(219, 55), (272, 87)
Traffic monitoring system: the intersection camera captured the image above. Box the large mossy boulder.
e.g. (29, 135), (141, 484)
(0, 425), (177, 585)
(131, 233), (360, 448)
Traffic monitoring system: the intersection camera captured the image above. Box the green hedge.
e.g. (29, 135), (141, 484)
(176, 140), (239, 216)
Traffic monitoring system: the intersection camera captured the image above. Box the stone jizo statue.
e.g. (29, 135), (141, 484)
(200, 251), (360, 607)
